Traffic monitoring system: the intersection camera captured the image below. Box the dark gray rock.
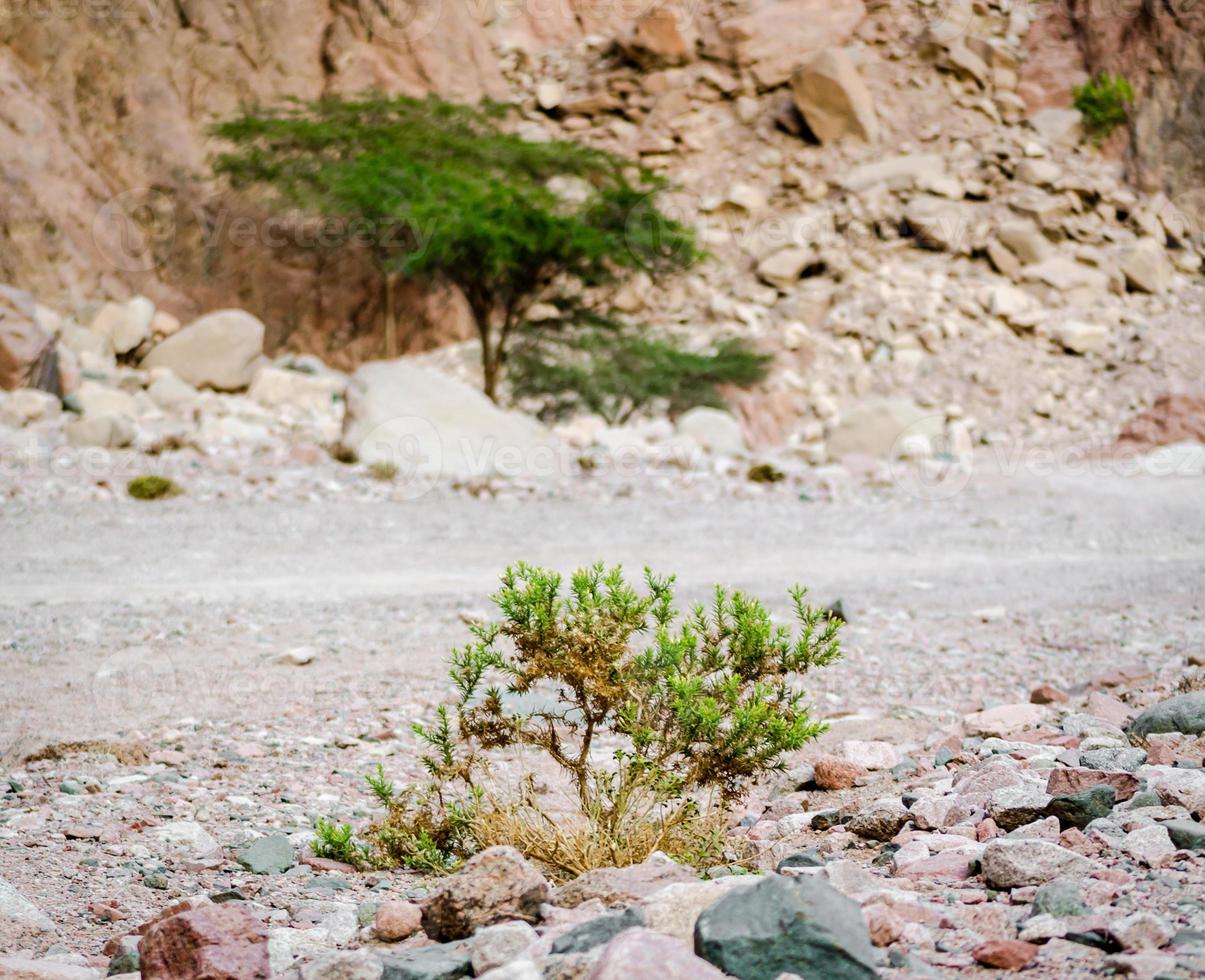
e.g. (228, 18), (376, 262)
(1032, 877), (1089, 919)
(694, 874), (879, 979)
(1045, 786), (1116, 830)
(237, 834), (296, 875)
(1163, 820), (1205, 851)
(776, 849), (825, 872)
(379, 942), (471, 980)
(1130, 692), (1205, 737)
(550, 907), (644, 955)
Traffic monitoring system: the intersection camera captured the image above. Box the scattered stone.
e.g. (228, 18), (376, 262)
(719, 0), (866, 88)
(90, 296), (154, 356)
(848, 798), (910, 841)
(827, 399), (941, 459)
(550, 907), (644, 954)
(963, 703), (1047, 738)
(813, 754), (867, 790)
(694, 874), (878, 979)
(375, 900), (422, 942)
(981, 839), (1092, 889)
(237, 834), (296, 875)
(1051, 319), (1110, 356)
(590, 927), (725, 979)
(469, 921), (538, 975)
(141, 309), (265, 391)
(377, 942), (471, 980)
(1033, 877), (1089, 918)
(301, 949), (384, 980)
(1130, 692), (1205, 737)
(555, 855), (696, 908)
(989, 784), (1052, 831)
(676, 407), (746, 456)
(140, 903), (269, 980)
(1162, 819), (1205, 851)
(790, 48), (878, 143)
(0, 875), (55, 944)
(839, 153), (945, 192)
(972, 938), (1039, 969)
(1119, 825), (1175, 866)
(422, 846), (547, 941)
(1046, 785), (1117, 829)
(1120, 239), (1173, 294)
(1110, 912), (1175, 952)
(1030, 685), (1068, 705)
(756, 246), (819, 290)
(1079, 748), (1147, 773)
(637, 879), (755, 940)
(839, 740), (899, 770)
(1046, 768), (1139, 801)
(64, 414), (134, 448)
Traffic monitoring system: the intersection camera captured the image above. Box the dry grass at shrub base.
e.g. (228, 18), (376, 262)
(468, 773), (742, 880)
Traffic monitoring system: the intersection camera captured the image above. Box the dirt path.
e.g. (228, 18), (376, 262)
(3, 462), (1203, 756)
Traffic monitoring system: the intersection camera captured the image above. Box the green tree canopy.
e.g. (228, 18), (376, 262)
(211, 95), (702, 400)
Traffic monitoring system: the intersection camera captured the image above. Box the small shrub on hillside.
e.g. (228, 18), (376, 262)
(1073, 73), (1134, 143)
(368, 460), (399, 481)
(312, 818), (371, 866)
(336, 562), (841, 876)
(747, 462), (785, 484)
(127, 475), (183, 500)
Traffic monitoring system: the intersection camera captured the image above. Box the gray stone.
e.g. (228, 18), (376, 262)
(1033, 876), (1089, 918)
(301, 949), (385, 980)
(237, 834), (296, 875)
(551, 908), (644, 955)
(981, 839), (1092, 889)
(828, 399), (942, 459)
(904, 197), (976, 254)
(839, 153), (945, 193)
(1162, 820), (1205, 851)
(1080, 748), (1147, 772)
(1045, 786), (1117, 829)
(638, 878), (756, 940)
(469, 921), (537, 974)
(676, 407), (746, 456)
(0, 875), (55, 946)
(379, 942), (471, 980)
(694, 874), (878, 979)
(64, 415), (135, 448)
(1120, 238), (1173, 294)
(989, 783), (1053, 831)
(1130, 692), (1205, 737)
(848, 798), (910, 841)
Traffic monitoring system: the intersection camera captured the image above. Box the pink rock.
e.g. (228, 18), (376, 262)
(374, 900), (422, 942)
(422, 847), (548, 940)
(588, 927), (727, 979)
(963, 703), (1048, 738)
(864, 904), (904, 947)
(1110, 912), (1174, 952)
(972, 939), (1039, 969)
(1030, 685), (1069, 705)
(1086, 691), (1134, 727)
(140, 904), (269, 980)
(895, 846), (981, 880)
(976, 818), (1002, 842)
(812, 755), (867, 790)
(839, 739), (899, 770)
(1046, 768), (1140, 801)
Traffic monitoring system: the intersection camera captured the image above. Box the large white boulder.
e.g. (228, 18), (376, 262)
(676, 407), (747, 456)
(141, 309), (265, 391)
(828, 399), (943, 459)
(89, 296), (154, 355)
(341, 360), (558, 483)
(250, 366), (344, 413)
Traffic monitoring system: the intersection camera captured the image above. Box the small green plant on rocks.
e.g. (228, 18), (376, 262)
(312, 817), (371, 866)
(747, 462), (785, 484)
(127, 475), (183, 500)
(368, 460), (399, 482)
(1073, 73), (1134, 143)
(340, 562), (841, 876)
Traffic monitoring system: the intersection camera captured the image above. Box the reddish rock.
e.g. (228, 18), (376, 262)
(972, 939), (1039, 969)
(976, 818), (1002, 842)
(1116, 394), (1205, 453)
(140, 904), (269, 980)
(300, 853), (357, 873)
(895, 847), (980, 881)
(1046, 768), (1140, 802)
(136, 896), (212, 934)
(1030, 685), (1068, 705)
(864, 904), (904, 946)
(1086, 691), (1134, 727)
(422, 846), (548, 940)
(813, 754), (867, 790)
(374, 900), (422, 942)
(1058, 827), (1099, 856)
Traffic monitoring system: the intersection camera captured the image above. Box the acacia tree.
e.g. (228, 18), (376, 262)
(211, 95), (701, 401)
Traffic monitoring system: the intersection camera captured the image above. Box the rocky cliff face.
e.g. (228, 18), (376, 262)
(1019, 0), (1204, 197)
(0, 0), (626, 358)
(0, 0), (1201, 364)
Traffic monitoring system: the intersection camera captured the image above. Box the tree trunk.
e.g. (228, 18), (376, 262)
(383, 272), (399, 359)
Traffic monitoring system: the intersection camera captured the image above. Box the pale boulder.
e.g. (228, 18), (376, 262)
(1120, 238), (1173, 294)
(790, 48), (878, 143)
(904, 197), (976, 254)
(141, 309), (265, 391)
(75, 380), (137, 420)
(720, 0), (866, 88)
(249, 366), (344, 413)
(839, 153), (944, 193)
(89, 296), (154, 355)
(0, 388), (60, 427)
(757, 246), (819, 289)
(342, 360), (557, 483)
(827, 399), (942, 459)
(65, 415), (135, 448)
(676, 407), (746, 456)
(1051, 319), (1109, 355)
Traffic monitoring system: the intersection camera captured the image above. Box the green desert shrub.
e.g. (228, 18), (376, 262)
(509, 310), (770, 425)
(368, 460), (399, 481)
(1073, 73), (1134, 143)
(337, 562), (842, 876)
(127, 475), (183, 500)
(747, 462), (785, 483)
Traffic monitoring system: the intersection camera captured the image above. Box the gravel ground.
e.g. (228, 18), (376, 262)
(1, 458), (1203, 968)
